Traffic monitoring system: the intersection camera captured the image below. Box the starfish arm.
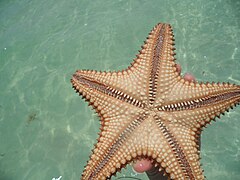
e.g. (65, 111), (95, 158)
(71, 69), (150, 113)
(157, 81), (240, 129)
(71, 68), (149, 109)
(132, 23), (179, 105)
(160, 123), (204, 180)
(81, 110), (149, 179)
(147, 113), (204, 179)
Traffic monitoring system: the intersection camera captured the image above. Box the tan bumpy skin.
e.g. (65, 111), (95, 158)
(71, 23), (240, 180)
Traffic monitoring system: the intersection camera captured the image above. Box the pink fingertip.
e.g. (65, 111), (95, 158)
(132, 159), (153, 173)
(176, 64), (181, 74)
(184, 73), (196, 82)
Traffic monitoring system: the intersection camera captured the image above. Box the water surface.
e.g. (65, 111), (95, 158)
(0, 0), (240, 179)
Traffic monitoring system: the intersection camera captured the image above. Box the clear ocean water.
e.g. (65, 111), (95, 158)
(0, 0), (240, 180)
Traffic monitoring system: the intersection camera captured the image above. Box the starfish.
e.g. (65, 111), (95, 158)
(71, 23), (240, 180)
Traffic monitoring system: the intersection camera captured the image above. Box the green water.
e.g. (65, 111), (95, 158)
(0, 0), (240, 180)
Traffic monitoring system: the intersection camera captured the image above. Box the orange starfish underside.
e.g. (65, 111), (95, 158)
(71, 23), (240, 180)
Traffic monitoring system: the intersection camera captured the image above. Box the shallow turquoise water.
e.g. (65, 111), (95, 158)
(0, 0), (240, 180)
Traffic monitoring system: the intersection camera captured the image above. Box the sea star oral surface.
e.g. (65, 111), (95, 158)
(71, 23), (240, 180)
